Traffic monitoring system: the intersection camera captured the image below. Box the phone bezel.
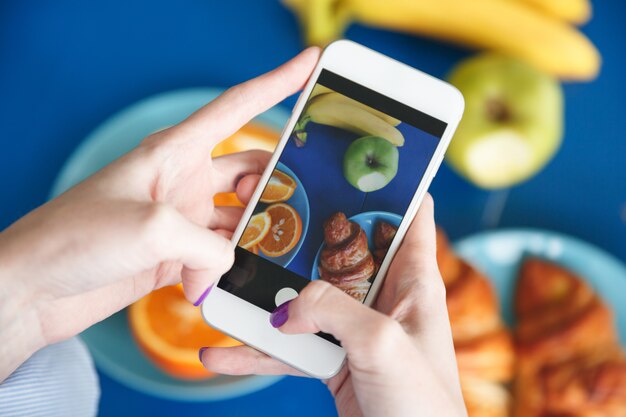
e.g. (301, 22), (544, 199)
(202, 40), (464, 379)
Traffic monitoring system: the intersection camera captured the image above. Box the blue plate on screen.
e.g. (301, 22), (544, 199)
(453, 229), (626, 341)
(255, 161), (309, 267)
(49, 88), (289, 401)
(311, 211), (402, 280)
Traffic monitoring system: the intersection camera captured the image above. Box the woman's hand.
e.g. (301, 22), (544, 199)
(200, 195), (467, 417)
(0, 47), (321, 381)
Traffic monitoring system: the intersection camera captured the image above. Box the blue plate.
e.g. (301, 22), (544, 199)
(255, 161), (309, 266)
(49, 88), (289, 401)
(311, 211), (402, 280)
(454, 229), (626, 342)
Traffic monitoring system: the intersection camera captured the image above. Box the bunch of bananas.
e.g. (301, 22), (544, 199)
(283, 0), (600, 81)
(293, 88), (404, 147)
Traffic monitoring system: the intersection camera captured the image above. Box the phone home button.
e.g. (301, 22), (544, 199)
(275, 287), (298, 307)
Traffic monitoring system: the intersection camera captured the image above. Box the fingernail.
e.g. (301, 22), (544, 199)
(198, 347), (207, 363)
(270, 300), (291, 328)
(193, 285), (213, 306)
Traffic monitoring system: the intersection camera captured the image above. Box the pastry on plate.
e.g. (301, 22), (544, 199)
(437, 229), (515, 417)
(372, 220), (397, 271)
(319, 212), (375, 302)
(514, 258), (626, 417)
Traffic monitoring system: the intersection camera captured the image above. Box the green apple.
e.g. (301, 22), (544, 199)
(447, 54), (563, 189)
(343, 136), (399, 192)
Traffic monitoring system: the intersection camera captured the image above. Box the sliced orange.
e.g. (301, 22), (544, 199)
(212, 123), (278, 157)
(249, 245), (259, 255)
(259, 203), (302, 257)
(260, 169), (297, 203)
(129, 285), (242, 380)
(240, 212), (272, 249)
(212, 123), (279, 207)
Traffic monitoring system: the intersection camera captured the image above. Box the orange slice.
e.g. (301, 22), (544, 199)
(260, 169), (297, 203)
(240, 212), (272, 249)
(212, 123), (279, 207)
(129, 285), (242, 380)
(259, 203), (302, 257)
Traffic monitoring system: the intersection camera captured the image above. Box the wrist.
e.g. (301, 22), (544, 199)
(0, 233), (47, 382)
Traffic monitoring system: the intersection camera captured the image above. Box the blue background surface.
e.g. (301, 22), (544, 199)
(1, 1), (624, 416)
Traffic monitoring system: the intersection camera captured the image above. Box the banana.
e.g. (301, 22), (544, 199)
(320, 92), (401, 126)
(282, 0), (600, 81)
(282, 0), (352, 47)
(293, 85), (334, 146)
(294, 93), (404, 147)
(516, 0), (591, 25)
(309, 84), (334, 99)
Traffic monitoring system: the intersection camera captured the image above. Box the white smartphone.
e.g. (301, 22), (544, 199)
(202, 40), (464, 378)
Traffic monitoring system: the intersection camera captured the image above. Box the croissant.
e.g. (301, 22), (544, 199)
(373, 220), (397, 270)
(437, 228), (515, 417)
(514, 258), (626, 417)
(374, 221), (397, 250)
(437, 228), (463, 287)
(461, 377), (511, 417)
(319, 212), (375, 302)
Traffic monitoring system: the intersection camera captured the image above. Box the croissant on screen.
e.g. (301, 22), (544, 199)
(372, 220), (397, 271)
(436, 229), (515, 417)
(319, 212), (375, 302)
(513, 258), (626, 417)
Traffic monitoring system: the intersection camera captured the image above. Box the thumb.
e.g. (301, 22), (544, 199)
(395, 192), (437, 264)
(270, 281), (405, 363)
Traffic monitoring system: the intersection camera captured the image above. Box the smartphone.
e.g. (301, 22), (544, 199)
(202, 40), (464, 378)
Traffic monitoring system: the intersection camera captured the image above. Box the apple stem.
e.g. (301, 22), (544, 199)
(486, 98), (511, 123)
(294, 131), (307, 147)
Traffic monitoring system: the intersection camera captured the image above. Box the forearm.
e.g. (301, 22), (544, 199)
(0, 233), (46, 382)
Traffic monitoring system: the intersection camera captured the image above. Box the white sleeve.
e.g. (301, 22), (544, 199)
(0, 337), (100, 417)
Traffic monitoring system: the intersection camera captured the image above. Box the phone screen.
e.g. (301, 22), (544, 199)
(218, 70), (447, 340)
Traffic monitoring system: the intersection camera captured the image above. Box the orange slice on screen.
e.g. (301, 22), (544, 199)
(260, 170), (297, 203)
(240, 212), (272, 249)
(129, 285), (242, 380)
(259, 203), (302, 257)
(212, 123), (279, 207)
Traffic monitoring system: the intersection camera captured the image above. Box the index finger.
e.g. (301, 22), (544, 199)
(176, 47), (321, 147)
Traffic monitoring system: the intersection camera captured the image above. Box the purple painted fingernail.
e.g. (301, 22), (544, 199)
(270, 300), (291, 328)
(198, 347), (208, 363)
(194, 285), (213, 306)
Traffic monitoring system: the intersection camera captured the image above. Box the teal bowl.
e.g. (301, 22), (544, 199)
(255, 162), (310, 267)
(453, 228), (626, 342)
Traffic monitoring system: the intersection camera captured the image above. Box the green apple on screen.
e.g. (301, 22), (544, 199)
(447, 54), (563, 189)
(343, 136), (399, 192)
